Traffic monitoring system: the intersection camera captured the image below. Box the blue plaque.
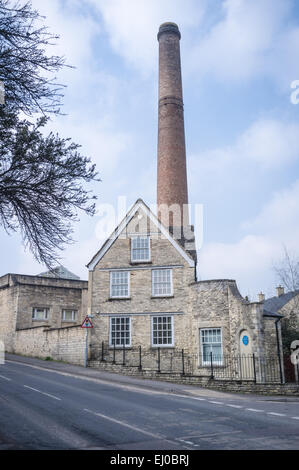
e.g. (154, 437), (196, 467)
(242, 335), (249, 346)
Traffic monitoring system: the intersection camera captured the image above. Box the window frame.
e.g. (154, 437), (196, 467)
(152, 268), (173, 297)
(109, 316), (131, 348)
(151, 315), (174, 348)
(32, 307), (49, 321)
(110, 271), (130, 299)
(61, 309), (78, 322)
(200, 328), (223, 366)
(130, 236), (151, 263)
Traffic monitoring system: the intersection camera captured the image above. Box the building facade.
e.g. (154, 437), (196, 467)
(0, 270), (88, 355)
(0, 23), (288, 380)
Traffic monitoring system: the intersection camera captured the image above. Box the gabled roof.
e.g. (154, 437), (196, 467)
(38, 266), (80, 280)
(87, 198), (195, 270)
(263, 290), (299, 314)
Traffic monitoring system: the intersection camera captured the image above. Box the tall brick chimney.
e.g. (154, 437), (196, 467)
(157, 22), (196, 260)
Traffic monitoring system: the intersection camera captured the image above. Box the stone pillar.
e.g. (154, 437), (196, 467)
(157, 22), (189, 229)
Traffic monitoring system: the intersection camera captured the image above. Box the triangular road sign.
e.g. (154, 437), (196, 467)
(81, 316), (93, 328)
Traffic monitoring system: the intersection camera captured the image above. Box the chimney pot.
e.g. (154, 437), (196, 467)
(258, 292), (265, 302)
(276, 285), (285, 297)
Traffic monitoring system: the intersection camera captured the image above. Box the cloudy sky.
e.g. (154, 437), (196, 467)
(1, 0), (299, 300)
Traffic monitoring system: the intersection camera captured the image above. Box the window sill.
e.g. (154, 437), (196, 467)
(198, 364), (225, 369)
(108, 297), (131, 301)
(151, 295), (174, 299)
(32, 319), (49, 322)
(130, 261), (152, 265)
(151, 346), (175, 349)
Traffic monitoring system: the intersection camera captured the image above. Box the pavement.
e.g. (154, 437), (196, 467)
(0, 353), (299, 450)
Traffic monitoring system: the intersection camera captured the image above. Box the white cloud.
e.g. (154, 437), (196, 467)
(189, 0), (293, 83)
(243, 180), (299, 243)
(199, 179), (299, 297)
(31, 0), (100, 68)
(199, 235), (279, 295)
(236, 120), (299, 168)
(189, 118), (299, 179)
(88, 0), (205, 72)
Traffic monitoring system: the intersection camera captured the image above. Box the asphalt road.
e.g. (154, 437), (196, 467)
(0, 356), (299, 450)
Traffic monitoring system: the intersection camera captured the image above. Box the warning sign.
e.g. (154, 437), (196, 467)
(81, 316), (93, 328)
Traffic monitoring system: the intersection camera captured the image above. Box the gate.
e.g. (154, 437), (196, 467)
(284, 355), (299, 383)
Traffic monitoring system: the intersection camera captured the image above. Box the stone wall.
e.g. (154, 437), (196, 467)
(279, 295), (299, 328)
(0, 275), (18, 352)
(89, 360), (299, 396)
(14, 274), (88, 329)
(190, 280), (266, 355)
(14, 325), (86, 365)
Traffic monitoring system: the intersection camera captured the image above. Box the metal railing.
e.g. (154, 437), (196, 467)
(95, 342), (287, 384)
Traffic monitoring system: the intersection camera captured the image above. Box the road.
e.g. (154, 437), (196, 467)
(0, 356), (299, 450)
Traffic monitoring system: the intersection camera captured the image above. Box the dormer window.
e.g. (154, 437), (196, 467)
(131, 236), (150, 262)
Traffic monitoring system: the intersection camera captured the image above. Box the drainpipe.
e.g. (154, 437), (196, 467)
(275, 318), (284, 384)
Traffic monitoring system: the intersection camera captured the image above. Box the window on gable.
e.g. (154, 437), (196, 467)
(152, 269), (173, 296)
(32, 307), (49, 321)
(131, 236), (150, 262)
(110, 271), (130, 298)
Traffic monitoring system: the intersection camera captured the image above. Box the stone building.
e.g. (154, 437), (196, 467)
(0, 23), (286, 378)
(85, 23), (284, 381)
(263, 287), (299, 329)
(0, 269), (88, 356)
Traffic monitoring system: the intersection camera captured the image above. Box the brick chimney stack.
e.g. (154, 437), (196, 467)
(157, 22), (189, 229)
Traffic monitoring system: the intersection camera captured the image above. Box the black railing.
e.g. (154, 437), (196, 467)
(97, 342), (285, 384)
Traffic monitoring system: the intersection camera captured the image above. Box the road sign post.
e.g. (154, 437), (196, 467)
(81, 316), (93, 368)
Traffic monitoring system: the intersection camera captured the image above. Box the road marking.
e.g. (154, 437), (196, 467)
(84, 408), (163, 439)
(209, 401), (224, 405)
(246, 408), (264, 413)
(267, 412), (286, 417)
(177, 438), (196, 446)
(24, 385), (61, 401)
(189, 397), (206, 401)
(292, 417), (299, 420)
(0, 374), (11, 381)
(226, 404), (243, 409)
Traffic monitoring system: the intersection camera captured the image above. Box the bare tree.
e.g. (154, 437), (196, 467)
(0, 1), (100, 268)
(273, 246), (299, 294)
(273, 246), (299, 353)
(0, 0), (67, 115)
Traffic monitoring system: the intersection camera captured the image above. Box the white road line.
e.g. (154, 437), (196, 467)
(226, 404), (243, 409)
(246, 408), (264, 413)
(23, 385), (61, 401)
(292, 417), (299, 420)
(178, 439), (196, 446)
(209, 401), (224, 405)
(188, 397), (206, 401)
(84, 408), (163, 440)
(0, 374), (11, 381)
(169, 393), (207, 401)
(267, 412), (286, 417)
